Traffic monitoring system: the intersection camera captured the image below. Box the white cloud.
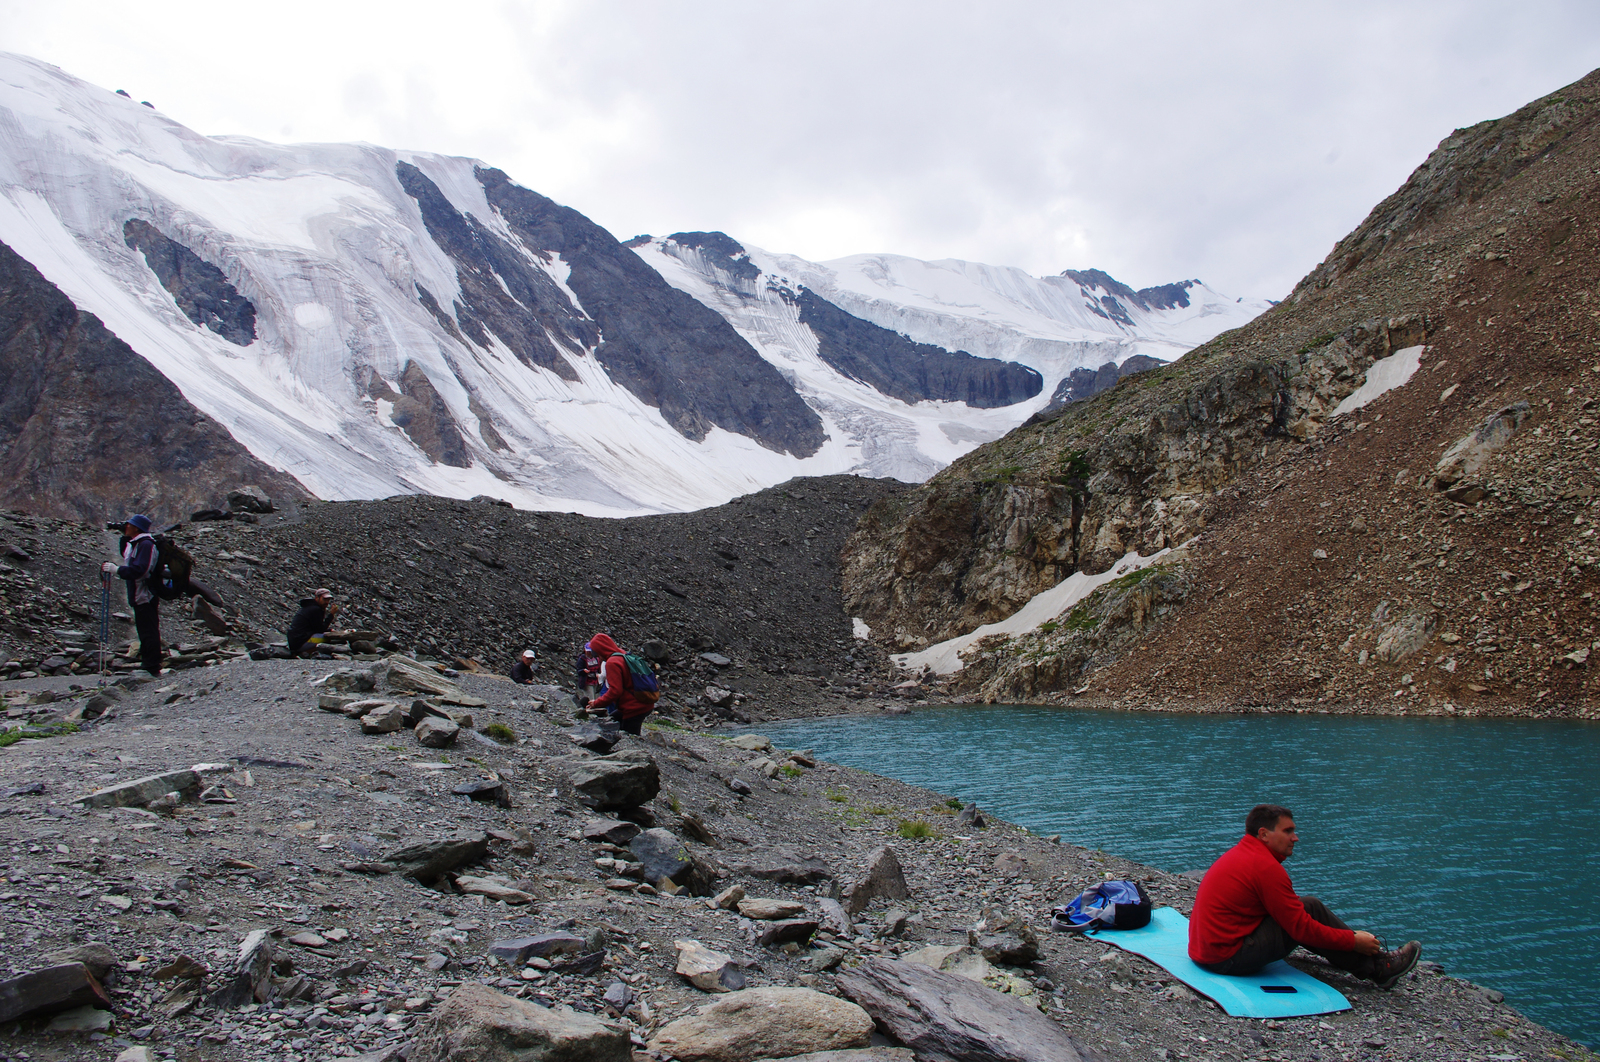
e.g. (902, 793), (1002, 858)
(2, 0), (1598, 299)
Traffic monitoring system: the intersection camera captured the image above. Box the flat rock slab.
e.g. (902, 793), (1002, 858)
(408, 982), (630, 1062)
(455, 875), (534, 904)
(380, 834), (489, 884)
(649, 986), (873, 1062)
(737, 898), (807, 920)
(488, 933), (587, 966)
(0, 963), (112, 1023)
(582, 818), (641, 845)
(732, 851), (832, 886)
(76, 769), (198, 808)
(756, 1052), (916, 1062)
(837, 958), (1089, 1062)
(414, 716), (459, 748)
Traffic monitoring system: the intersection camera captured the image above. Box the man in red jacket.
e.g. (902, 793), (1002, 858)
(1189, 804), (1421, 989)
(585, 632), (656, 735)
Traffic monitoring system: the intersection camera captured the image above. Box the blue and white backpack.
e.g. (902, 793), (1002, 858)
(1051, 880), (1153, 933)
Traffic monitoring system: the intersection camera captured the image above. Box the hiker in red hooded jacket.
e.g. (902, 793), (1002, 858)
(1189, 804), (1422, 989)
(586, 632), (655, 735)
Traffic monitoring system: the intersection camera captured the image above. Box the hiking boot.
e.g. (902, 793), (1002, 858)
(1369, 941), (1422, 990)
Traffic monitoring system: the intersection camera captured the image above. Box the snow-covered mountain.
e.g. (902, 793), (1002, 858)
(0, 53), (1270, 518)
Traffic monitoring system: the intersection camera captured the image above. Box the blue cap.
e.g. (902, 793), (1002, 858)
(125, 514), (151, 532)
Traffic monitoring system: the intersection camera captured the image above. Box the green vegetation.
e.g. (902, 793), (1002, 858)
(826, 789), (850, 803)
(1036, 620), (1059, 634)
(897, 820), (938, 840)
(943, 797), (964, 810)
(780, 765), (803, 779)
(864, 804), (892, 816)
(665, 793), (682, 813)
(0, 722), (79, 747)
(480, 723), (517, 745)
(1296, 331), (1340, 355)
(646, 718), (683, 731)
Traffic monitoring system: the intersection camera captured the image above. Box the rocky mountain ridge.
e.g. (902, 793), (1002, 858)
(842, 67), (1600, 715)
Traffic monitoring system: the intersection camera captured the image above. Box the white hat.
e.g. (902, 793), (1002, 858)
(521, 649), (536, 660)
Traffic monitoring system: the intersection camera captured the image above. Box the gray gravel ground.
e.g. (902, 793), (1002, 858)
(0, 660), (1590, 1062)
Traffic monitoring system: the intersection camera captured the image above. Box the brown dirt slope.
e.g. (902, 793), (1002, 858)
(843, 68), (1600, 716)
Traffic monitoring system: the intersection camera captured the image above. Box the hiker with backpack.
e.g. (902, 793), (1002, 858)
(584, 632), (660, 735)
(574, 640), (603, 707)
(102, 514), (164, 676)
(287, 588), (342, 657)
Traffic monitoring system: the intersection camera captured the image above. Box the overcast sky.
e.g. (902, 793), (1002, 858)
(4, 1), (1598, 299)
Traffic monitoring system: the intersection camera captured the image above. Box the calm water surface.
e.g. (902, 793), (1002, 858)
(756, 706), (1600, 1047)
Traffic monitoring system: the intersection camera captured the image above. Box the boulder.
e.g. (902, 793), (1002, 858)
(43, 944), (118, 982)
(728, 734), (772, 752)
(630, 828), (714, 895)
(582, 818), (641, 845)
(360, 702), (406, 734)
(569, 722), (622, 753)
(226, 486), (274, 513)
(453, 779), (512, 808)
(381, 656), (485, 706)
(837, 958), (1091, 1062)
(956, 804), (987, 828)
(408, 982), (629, 1062)
(843, 845), (910, 916)
(206, 930), (274, 1008)
(737, 898), (806, 920)
(1374, 609), (1438, 665)
(756, 919), (819, 948)
(968, 914), (1039, 966)
(568, 750), (660, 810)
(415, 716), (459, 748)
(649, 986), (873, 1062)
(710, 885), (745, 911)
(704, 686), (736, 709)
(380, 834), (489, 884)
(0, 963), (112, 1023)
(1432, 402), (1529, 492)
(674, 940), (747, 993)
(76, 769), (199, 809)
(320, 667), (378, 693)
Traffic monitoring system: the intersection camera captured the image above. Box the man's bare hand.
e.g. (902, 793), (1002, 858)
(1352, 931), (1382, 955)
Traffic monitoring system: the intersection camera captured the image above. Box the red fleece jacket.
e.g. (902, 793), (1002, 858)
(1188, 835), (1356, 963)
(586, 634), (652, 720)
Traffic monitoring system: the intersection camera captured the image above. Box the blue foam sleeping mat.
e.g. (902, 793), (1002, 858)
(1093, 907), (1351, 1018)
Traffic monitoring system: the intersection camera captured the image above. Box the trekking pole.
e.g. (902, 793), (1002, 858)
(99, 570), (112, 680)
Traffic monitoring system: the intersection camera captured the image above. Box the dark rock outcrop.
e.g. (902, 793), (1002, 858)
(1042, 354), (1168, 412)
(396, 162), (594, 379)
(1061, 268), (1196, 326)
(475, 168), (827, 457)
(666, 232), (761, 283)
(792, 289), (1043, 409)
(362, 363), (471, 468)
(0, 238), (307, 523)
(122, 219), (257, 346)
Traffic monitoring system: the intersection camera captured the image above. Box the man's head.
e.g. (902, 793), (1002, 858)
(123, 514), (151, 535)
(521, 649), (535, 662)
(1246, 804), (1297, 862)
(314, 588), (332, 606)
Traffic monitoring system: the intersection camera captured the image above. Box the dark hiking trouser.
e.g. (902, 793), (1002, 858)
(133, 599), (162, 675)
(1198, 895), (1371, 977)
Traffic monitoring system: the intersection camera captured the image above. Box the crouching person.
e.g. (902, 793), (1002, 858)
(585, 632), (657, 735)
(287, 588), (341, 657)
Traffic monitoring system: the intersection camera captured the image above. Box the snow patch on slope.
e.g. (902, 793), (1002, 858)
(1331, 345), (1426, 417)
(892, 548), (1173, 676)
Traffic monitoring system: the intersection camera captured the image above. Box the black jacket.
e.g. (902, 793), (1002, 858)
(510, 661), (535, 684)
(287, 599), (333, 654)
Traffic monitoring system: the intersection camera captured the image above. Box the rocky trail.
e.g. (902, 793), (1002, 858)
(0, 658), (1588, 1062)
(0, 474), (917, 725)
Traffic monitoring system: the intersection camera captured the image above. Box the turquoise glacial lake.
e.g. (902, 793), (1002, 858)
(757, 706), (1600, 1047)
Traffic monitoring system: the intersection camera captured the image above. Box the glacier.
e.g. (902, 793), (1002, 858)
(0, 52), (1270, 516)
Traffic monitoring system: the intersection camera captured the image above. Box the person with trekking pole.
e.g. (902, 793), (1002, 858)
(103, 514), (165, 676)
